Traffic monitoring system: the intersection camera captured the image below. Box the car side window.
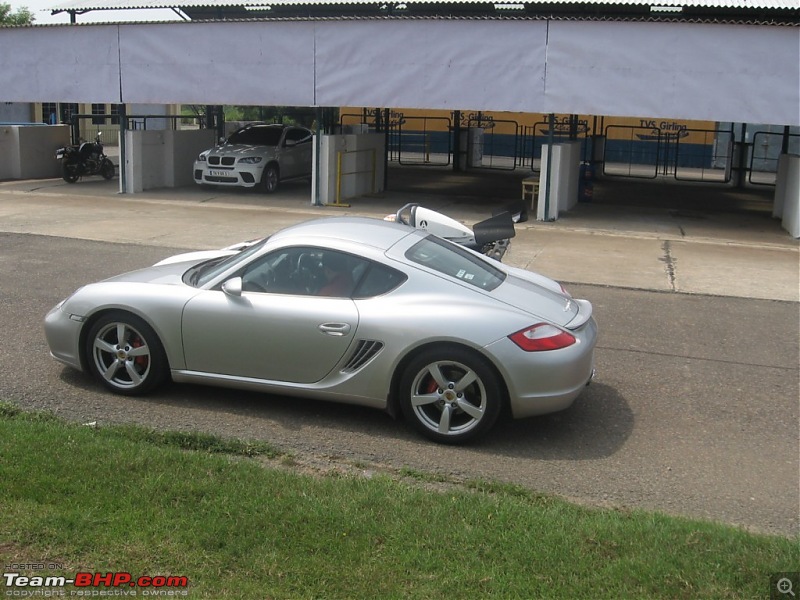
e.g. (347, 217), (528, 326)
(240, 247), (370, 298)
(353, 264), (407, 298)
(253, 127), (283, 146)
(285, 128), (312, 146)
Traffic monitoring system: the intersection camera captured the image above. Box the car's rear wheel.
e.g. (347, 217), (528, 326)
(399, 347), (503, 444)
(85, 312), (168, 396)
(261, 164), (279, 193)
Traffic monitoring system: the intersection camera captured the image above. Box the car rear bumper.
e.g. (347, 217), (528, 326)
(484, 316), (598, 419)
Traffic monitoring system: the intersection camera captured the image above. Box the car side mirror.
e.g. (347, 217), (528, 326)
(284, 139), (297, 147)
(222, 277), (243, 297)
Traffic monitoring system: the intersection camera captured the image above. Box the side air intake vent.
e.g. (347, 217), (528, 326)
(341, 340), (384, 373)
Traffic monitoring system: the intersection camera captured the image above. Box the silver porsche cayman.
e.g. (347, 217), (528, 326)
(45, 217), (597, 444)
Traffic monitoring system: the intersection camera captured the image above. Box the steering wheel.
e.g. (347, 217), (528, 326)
(244, 266), (275, 293)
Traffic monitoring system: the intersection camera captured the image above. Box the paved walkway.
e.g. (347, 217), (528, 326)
(0, 174), (797, 302)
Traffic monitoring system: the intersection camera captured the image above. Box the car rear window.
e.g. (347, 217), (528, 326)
(405, 235), (506, 291)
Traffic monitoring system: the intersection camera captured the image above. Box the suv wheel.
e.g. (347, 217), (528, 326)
(262, 164), (279, 194)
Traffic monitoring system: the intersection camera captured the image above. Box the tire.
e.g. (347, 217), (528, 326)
(85, 312), (169, 396)
(62, 163), (79, 183)
(398, 347), (503, 444)
(100, 159), (115, 180)
(261, 164), (279, 194)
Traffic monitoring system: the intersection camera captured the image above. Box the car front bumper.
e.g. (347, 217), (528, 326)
(44, 304), (85, 371)
(193, 161), (262, 188)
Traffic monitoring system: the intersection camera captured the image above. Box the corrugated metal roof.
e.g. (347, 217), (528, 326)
(47, 0), (800, 11)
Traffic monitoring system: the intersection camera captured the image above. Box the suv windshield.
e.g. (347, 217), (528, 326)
(405, 235), (506, 291)
(227, 126), (283, 147)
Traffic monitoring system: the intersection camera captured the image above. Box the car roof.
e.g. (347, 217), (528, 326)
(270, 217), (417, 252)
(242, 123), (311, 131)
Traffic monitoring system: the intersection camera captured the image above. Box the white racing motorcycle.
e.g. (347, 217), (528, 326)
(155, 202), (526, 267)
(384, 202), (527, 261)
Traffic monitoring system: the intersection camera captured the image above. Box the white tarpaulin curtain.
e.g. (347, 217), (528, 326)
(544, 21), (800, 124)
(118, 21), (317, 105)
(0, 19), (797, 125)
(314, 20), (548, 110)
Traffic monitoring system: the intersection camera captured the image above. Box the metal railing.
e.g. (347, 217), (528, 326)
(66, 114), (204, 146)
(602, 125), (661, 179)
(392, 116), (451, 166)
(603, 124), (730, 183)
(521, 121), (591, 171)
(465, 117), (521, 170)
(749, 131), (800, 186)
(674, 128), (732, 184)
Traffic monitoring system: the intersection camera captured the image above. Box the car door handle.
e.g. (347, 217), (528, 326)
(318, 323), (351, 337)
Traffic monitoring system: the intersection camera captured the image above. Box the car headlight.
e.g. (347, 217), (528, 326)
(238, 157), (263, 165)
(197, 154), (207, 162)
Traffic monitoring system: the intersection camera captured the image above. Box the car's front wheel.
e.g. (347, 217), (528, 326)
(261, 164), (279, 193)
(85, 312), (168, 396)
(399, 347), (503, 444)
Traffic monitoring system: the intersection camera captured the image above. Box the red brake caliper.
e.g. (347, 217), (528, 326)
(131, 337), (148, 368)
(424, 377), (438, 394)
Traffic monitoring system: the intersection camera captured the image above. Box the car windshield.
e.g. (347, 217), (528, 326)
(185, 238), (270, 288)
(405, 235), (506, 291)
(227, 126), (283, 146)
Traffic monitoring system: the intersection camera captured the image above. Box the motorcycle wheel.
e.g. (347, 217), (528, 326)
(101, 159), (115, 180)
(62, 163), (79, 184)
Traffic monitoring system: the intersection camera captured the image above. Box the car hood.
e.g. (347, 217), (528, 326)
(154, 249), (239, 266)
(101, 259), (204, 286)
(208, 144), (277, 157)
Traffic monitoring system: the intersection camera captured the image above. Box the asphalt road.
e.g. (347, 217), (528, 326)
(2, 232), (798, 537)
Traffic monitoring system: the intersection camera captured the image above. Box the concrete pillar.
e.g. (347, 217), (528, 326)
(774, 154), (800, 238)
(537, 141), (581, 221)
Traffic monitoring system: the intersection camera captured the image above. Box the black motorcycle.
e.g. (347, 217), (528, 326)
(55, 136), (115, 183)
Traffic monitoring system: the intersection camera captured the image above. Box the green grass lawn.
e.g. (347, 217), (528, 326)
(0, 403), (796, 599)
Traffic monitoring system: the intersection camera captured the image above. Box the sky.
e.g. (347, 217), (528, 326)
(9, 0), (181, 24)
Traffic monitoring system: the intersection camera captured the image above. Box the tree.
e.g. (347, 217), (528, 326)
(0, 3), (35, 25)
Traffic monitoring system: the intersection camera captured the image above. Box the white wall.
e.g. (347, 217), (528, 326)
(774, 154), (800, 238)
(0, 127), (21, 180)
(122, 129), (215, 192)
(166, 129), (215, 188)
(0, 125), (69, 180)
(315, 134), (385, 206)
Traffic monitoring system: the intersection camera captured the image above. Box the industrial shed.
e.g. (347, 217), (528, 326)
(0, 0), (798, 226)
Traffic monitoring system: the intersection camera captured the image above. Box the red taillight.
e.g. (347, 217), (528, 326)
(509, 323), (576, 352)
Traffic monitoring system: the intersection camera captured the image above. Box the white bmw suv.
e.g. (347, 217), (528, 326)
(193, 123), (313, 193)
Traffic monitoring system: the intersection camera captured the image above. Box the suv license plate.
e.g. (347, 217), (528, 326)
(209, 170), (231, 177)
